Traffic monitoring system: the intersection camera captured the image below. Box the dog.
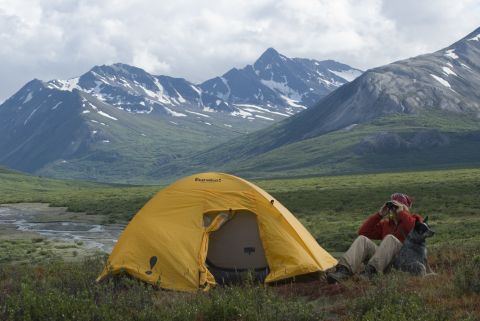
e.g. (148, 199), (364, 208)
(393, 216), (434, 276)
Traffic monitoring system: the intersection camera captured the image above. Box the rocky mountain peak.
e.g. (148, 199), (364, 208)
(253, 47), (289, 73)
(255, 47), (285, 63)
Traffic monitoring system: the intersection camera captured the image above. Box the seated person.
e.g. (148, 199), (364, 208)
(327, 193), (422, 283)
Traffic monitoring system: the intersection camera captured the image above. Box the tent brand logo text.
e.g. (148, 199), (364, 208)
(195, 178), (222, 183)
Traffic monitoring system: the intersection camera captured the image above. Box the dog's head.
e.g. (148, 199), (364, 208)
(410, 216), (435, 242)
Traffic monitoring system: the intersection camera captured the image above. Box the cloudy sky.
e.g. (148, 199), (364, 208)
(0, 0), (479, 101)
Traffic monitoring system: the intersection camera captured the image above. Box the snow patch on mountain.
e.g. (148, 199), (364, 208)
(255, 115), (274, 121)
(51, 102), (62, 110)
(23, 92), (33, 104)
(328, 69), (362, 81)
(48, 78), (80, 92)
(202, 106), (216, 113)
(164, 107), (187, 117)
(430, 74), (451, 88)
(467, 33), (480, 41)
(342, 123), (358, 131)
(153, 78), (164, 92)
(281, 95), (306, 109)
(444, 49), (459, 59)
(235, 104), (289, 117)
(231, 109), (253, 118)
(442, 67), (457, 76)
(317, 75), (343, 87)
(176, 90), (186, 103)
(97, 111), (118, 120)
(186, 110), (210, 118)
(261, 78), (301, 101)
(190, 85), (201, 95)
(134, 105), (153, 114)
(143, 87), (171, 105)
(218, 77), (231, 100)
(24, 107), (40, 125)
(88, 102), (98, 111)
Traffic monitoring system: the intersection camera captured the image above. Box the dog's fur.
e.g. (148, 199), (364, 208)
(393, 216), (434, 276)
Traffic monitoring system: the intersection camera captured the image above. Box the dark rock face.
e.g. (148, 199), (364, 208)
(354, 130), (451, 155)
(0, 80), (88, 171)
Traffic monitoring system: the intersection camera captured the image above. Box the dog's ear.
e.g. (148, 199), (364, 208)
(415, 219), (422, 229)
(423, 216), (429, 224)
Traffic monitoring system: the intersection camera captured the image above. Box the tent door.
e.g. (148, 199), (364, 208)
(204, 210), (268, 284)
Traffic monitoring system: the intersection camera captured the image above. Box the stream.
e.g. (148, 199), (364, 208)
(0, 203), (124, 253)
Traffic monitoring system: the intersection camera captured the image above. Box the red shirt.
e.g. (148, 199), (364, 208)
(358, 210), (422, 243)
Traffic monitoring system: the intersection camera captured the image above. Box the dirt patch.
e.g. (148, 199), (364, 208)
(274, 279), (346, 300)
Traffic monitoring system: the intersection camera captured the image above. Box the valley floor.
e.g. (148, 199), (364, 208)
(1, 167), (479, 320)
(0, 203), (123, 263)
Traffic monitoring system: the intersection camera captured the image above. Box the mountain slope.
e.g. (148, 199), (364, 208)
(0, 80), (243, 182)
(153, 27), (480, 179)
(0, 49), (360, 182)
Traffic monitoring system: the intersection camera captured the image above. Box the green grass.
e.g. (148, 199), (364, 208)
(257, 167), (480, 251)
(0, 258), (323, 321)
(0, 239), (60, 264)
(34, 104), (268, 184)
(1, 242), (478, 321)
(1, 167), (480, 320)
(0, 167), (159, 223)
(2, 166), (480, 249)
(168, 110), (480, 180)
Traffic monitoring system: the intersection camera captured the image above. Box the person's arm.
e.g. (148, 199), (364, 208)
(396, 210), (419, 235)
(358, 212), (384, 240)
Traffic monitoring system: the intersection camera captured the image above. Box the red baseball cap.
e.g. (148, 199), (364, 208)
(390, 193), (413, 208)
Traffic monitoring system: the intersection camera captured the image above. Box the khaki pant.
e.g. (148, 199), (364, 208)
(339, 235), (402, 274)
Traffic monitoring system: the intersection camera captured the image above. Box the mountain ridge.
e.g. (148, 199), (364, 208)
(150, 26), (480, 180)
(43, 48), (362, 117)
(0, 48), (361, 182)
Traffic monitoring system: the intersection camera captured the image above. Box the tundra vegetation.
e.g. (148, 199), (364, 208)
(0, 167), (479, 320)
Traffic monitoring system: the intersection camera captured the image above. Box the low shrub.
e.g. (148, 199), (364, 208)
(349, 276), (451, 321)
(454, 255), (480, 294)
(0, 258), (322, 321)
(194, 282), (321, 321)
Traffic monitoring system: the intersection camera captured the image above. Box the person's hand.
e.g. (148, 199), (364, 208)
(379, 204), (389, 218)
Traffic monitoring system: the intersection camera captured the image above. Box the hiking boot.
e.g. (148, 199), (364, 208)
(326, 264), (352, 284)
(358, 264), (377, 281)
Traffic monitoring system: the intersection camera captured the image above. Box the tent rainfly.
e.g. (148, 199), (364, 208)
(97, 172), (337, 292)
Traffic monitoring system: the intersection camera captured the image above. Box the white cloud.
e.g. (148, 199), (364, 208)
(132, 50), (171, 75)
(0, 0), (479, 101)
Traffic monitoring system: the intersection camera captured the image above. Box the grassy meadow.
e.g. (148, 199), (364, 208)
(0, 167), (159, 223)
(0, 167), (479, 320)
(169, 111), (480, 181)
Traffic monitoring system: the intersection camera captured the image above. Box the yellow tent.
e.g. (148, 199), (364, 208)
(97, 172), (337, 292)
